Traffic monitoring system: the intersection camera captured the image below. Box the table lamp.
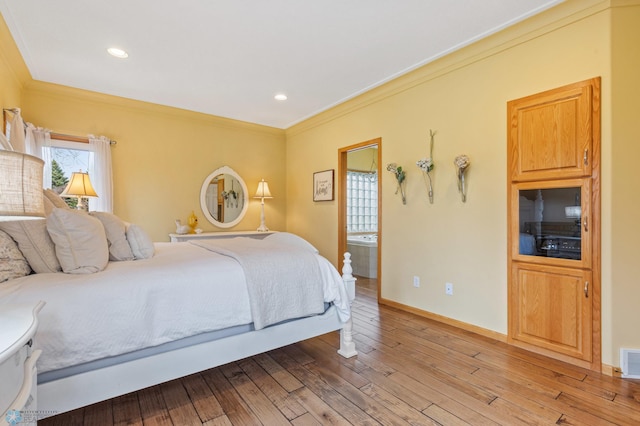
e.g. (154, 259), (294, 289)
(0, 150), (45, 220)
(60, 171), (98, 211)
(254, 179), (272, 232)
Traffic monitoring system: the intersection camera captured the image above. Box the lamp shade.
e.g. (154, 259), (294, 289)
(254, 179), (273, 199)
(61, 171), (98, 198)
(0, 150), (45, 220)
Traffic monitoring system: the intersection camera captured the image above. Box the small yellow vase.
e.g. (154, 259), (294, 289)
(188, 211), (198, 233)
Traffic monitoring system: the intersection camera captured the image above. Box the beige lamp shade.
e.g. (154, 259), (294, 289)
(61, 171), (98, 198)
(254, 179), (273, 199)
(0, 150), (45, 220)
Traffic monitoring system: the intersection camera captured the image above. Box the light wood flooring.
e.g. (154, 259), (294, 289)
(41, 277), (640, 425)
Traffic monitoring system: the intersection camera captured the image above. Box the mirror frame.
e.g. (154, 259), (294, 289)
(199, 165), (249, 228)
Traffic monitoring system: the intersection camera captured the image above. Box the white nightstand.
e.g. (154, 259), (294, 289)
(169, 230), (276, 242)
(1, 302), (45, 426)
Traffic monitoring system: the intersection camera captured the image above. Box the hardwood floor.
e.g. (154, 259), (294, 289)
(41, 277), (640, 425)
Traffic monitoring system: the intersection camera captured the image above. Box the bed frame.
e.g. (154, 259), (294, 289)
(37, 253), (358, 417)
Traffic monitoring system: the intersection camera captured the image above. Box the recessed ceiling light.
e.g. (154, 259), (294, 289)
(274, 94), (287, 101)
(107, 47), (129, 59)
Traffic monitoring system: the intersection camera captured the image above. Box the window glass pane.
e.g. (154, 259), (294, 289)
(347, 171), (378, 233)
(518, 187), (582, 260)
(50, 147), (91, 208)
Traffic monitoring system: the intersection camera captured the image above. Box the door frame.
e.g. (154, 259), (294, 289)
(338, 138), (382, 301)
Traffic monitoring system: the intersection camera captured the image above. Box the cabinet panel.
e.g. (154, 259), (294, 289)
(511, 263), (592, 361)
(508, 78), (599, 182)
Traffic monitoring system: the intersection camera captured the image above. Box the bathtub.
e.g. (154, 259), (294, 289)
(347, 234), (378, 247)
(347, 234), (377, 278)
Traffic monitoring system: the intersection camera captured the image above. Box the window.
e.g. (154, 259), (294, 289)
(346, 171), (377, 233)
(50, 142), (91, 208)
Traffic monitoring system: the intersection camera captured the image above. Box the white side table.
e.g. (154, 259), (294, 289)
(169, 230), (276, 242)
(1, 302), (45, 426)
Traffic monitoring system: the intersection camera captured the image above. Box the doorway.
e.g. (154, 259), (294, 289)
(338, 138), (381, 301)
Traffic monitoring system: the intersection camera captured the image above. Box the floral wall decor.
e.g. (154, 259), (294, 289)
(386, 163), (406, 204)
(416, 129), (436, 203)
(454, 154), (470, 202)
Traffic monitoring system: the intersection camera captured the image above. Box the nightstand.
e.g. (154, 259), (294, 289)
(169, 230), (276, 242)
(1, 302), (45, 426)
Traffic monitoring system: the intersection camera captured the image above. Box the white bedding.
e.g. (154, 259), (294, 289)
(0, 238), (350, 374)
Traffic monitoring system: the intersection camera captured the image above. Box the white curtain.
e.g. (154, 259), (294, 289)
(24, 123), (52, 188)
(0, 129), (12, 150)
(9, 109), (26, 153)
(88, 135), (113, 213)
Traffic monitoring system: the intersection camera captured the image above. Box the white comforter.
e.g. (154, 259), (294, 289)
(0, 237), (350, 373)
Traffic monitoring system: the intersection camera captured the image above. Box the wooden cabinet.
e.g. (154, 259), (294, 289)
(508, 78), (599, 182)
(510, 263), (592, 361)
(507, 77), (600, 370)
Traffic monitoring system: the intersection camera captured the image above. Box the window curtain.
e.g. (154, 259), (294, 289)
(24, 123), (52, 189)
(88, 135), (113, 213)
(9, 108), (26, 153)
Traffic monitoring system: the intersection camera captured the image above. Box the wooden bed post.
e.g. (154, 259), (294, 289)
(338, 252), (357, 358)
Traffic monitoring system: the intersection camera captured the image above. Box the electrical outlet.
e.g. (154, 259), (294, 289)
(413, 276), (420, 288)
(445, 282), (453, 296)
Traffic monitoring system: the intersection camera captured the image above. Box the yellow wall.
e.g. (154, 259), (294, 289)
(19, 83), (286, 241)
(0, 13), (28, 125)
(610, 2), (640, 367)
(285, 0), (628, 366)
(347, 147), (377, 173)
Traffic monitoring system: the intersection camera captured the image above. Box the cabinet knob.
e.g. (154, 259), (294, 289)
(583, 216), (588, 232)
(584, 281), (589, 298)
(584, 148), (589, 166)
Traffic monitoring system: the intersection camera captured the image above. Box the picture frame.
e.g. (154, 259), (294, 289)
(313, 169), (334, 201)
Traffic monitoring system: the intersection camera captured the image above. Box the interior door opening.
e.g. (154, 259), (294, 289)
(338, 138), (381, 301)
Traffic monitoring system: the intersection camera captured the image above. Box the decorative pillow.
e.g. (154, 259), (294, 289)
(42, 193), (55, 216)
(89, 212), (135, 261)
(0, 230), (31, 282)
(264, 232), (319, 253)
(46, 208), (109, 274)
(43, 188), (70, 209)
(126, 224), (155, 259)
(0, 219), (61, 273)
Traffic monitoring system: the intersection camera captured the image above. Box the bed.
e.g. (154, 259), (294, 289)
(0, 227), (357, 418)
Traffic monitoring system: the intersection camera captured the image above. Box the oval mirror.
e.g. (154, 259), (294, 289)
(200, 166), (248, 228)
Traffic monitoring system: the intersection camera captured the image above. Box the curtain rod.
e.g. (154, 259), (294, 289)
(50, 132), (117, 145)
(2, 108), (116, 145)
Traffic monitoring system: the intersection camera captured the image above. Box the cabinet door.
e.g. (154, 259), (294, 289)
(510, 263), (592, 361)
(508, 78), (600, 182)
(510, 178), (592, 269)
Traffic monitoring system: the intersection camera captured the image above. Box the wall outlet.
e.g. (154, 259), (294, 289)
(413, 276), (420, 288)
(445, 282), (453, 296)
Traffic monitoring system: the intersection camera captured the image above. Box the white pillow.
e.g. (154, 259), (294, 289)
(126, 224), (155, 259)
(0, 230), (31, 282)
(0, 219), (61, 273)
(43, 188), (70, 209)
(42, 192), (55, 216)
(89, 212), (135, 261)
(46, 208), (109, 274)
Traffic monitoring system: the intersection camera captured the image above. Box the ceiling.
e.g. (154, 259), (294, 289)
(0, 0), (563, 129)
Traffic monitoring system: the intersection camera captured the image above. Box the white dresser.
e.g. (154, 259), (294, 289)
(169, 230), (275, 242)
(1, 302), (44, 426)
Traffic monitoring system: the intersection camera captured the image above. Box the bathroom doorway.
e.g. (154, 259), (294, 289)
(338, 138), (381, 301)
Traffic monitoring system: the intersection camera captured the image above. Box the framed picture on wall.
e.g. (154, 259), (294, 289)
(313, 169), (334, 201)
